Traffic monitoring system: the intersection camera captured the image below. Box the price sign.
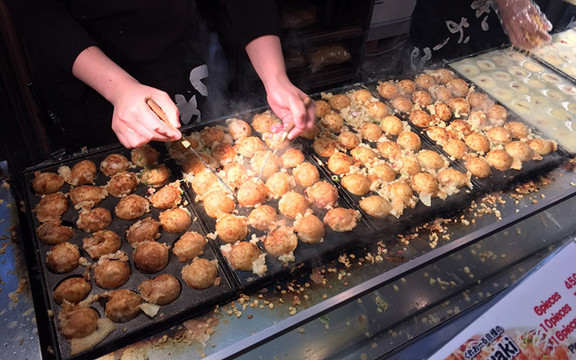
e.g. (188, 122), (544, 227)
(429, 240), (576, 359)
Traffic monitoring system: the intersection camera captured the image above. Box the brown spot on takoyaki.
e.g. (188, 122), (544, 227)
(125, 217), (160, 246)
(237, 181), (268, 208)
(100, 153), (131, 177)
(486, 149), (513, 171)
(412, 90), (433, 107)
(397, 79), (417, 95)
(140, 164), (170, 188)
(182, 258), (218, 289)
(105, 289), (142, 323)
(53, 277), (91, 305)
(433, 103), (452, 122)
(323, 207), (358, 232)
(329, 94), (351, 110)
(415, 74), (437, 89)
(212, 143), (237, 165)
(227, 118), (252, 140)
(306, 181), (338, 209)
(294, 214), (325, 244)
(149, 181), (182, 209)
(131, 145), (159, 167)
(360, 195), (392, 218)
(107, 171), (139, 197)
(265, 227), (298, 258)
(293, 162), (320, 188)
(62, 160), (98, 186)
(77, 207), (112, 233)
(37, 221), (75, 245)
(46, 242), (80, 274)
(380, 115), (404, 136)
(409, 109), (433, 128)
(83, 230), (121, 260)
(216, 214), (249, 244)
(159, 207), (192, 233)
(114, 194), (150, 220)
(341, 173), (371, 196)
(138, 274), (181, 305)
(248, 205), (277, 231)
(35, 192), (68, 223)
(447, 120), (473, 139)
(32, 171), (64, 195)
(279, 191), (309, 219)
(172, 231), (206, 262)
(313, 136), (337, 157)
(133, 241), (170, 273)
(426, 126), (449, 144)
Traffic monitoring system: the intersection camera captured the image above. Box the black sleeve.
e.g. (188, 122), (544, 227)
(5, 0), (96, 73)
(224, 0), (281, 47)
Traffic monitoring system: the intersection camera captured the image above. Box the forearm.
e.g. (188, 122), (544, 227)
(245, 35), (290, 91)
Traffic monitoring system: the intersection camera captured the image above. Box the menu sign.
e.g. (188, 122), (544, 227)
(429, 240), (576, 359)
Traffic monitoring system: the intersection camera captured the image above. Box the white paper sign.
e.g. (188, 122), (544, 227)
(429, 240), (576, 359)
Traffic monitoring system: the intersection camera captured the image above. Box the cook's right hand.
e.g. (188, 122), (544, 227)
(495, 0), (552, 50)
(110, 81), (182, 148)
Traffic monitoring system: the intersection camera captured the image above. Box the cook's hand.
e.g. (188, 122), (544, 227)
(110, 81), (182, 148)
(266, 78), (315, 140)
(495, 0), (552, 50)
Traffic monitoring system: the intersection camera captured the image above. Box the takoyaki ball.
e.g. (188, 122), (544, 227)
(264, 132), (290, 151)
(35, 192), (68, 223)
(100, 153), (131, 177)
(266, 172), (295, 198)
(172, 231), (206, 262)
(212, 143), (237, 165)
(77, 208), (112, 233)
(94, 253), (131, 289)
(279, 191), (310, 219)
(446, 97), (470, 118)
(251, 150), (280, 179)
(504, 121), (529, 139)
(417, 150), (446, 170)
(396, 131), (422, 152)
(468, 92), (493, 111)
(426, 126), (449, 144)
(53, 277), (91, 304)
(391, 96), (413, 113)
(83, 230), (121, 260)
(446, 78), (469, 97)
(327, 152), (354, 175)
(487, 104), (507, 126)
(293, 162), (320, 188)
(107, 171), (139, 197)
(105, 289), (142, 323)
(125, 217), (161, 246)
(360, 195), (392, 218)
(224, 163), (249, 189)
(182, 258), (218, 290)
(370, 163), (396, 182)
(377, 141), (402, 160)
(133, 241), (170, 273)
(32, 171), (64, 195)
(527, 138), (557, 155)
(181, 152), (219, 175)
(138, 274), (181, 306)
(224, 241), (262, 271)
(468, 111), (489, 130)
(366, 101), (390, 119)
(141, 165), (171, 188)
(352, 89), (373, 104)
(313, 136), (337, 157)
(437, 168), (468, 189)
(70, 185), (108, 209)
(159, 208), (192, 233)
(415, 74), (437, 89)
(351, 146), (378, 165)
(216, 214), (249, 244)
(377, 80), (399, 99)
(115, 194), (150, 220)
(397, 79), (417, 95)
(329, 94), (351, 110)
(429, 68), (455, 85)
(227, 118), (252, 140)
(341, 173), (371, 196)
(57, 303), (98, 339)
(505, 141), (536, 162)
(265, 227), (298, 257)
(281, 148), (305, 169)
(237, 181), (268, 208)
(486, 149), (513, 171)
(429, 85), (452, 102)
(252, 111), (279, 133)
(315, 100), (331, 118)
(443, 139), (468, 159)
(248, 205), (278, 231)
(168, 137), (200, 159)
(433, 103), (452, 122)
(200, 126), (226, 148)
(321, 112), (344, 133)
(306, 181), (339, 209)
(412, 90), (433, 107)
(65, 160), (98, 186)
(37, 221), (75, 245)
(465, 133), (491, 154)
(294, 214), (325, 244)
(486, 127), (512, 145)
(446, 119), (472, 138)
(409, 109), (433, 127)
(323, 207), (358, 232)
(131, 145), (159, 167)
(411, 172), (439, 195)
(388, 182), (414, 205)
(149, 181), (182, 209)
(361, 122), (383, 142)
(190, 169), (219, 196)
(380, 115), (404, 136)
(300, 124), (321, 140)
(397, 155), (421, 176)
(46, 242), (80, 274)
(465, 157), (491, 178)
